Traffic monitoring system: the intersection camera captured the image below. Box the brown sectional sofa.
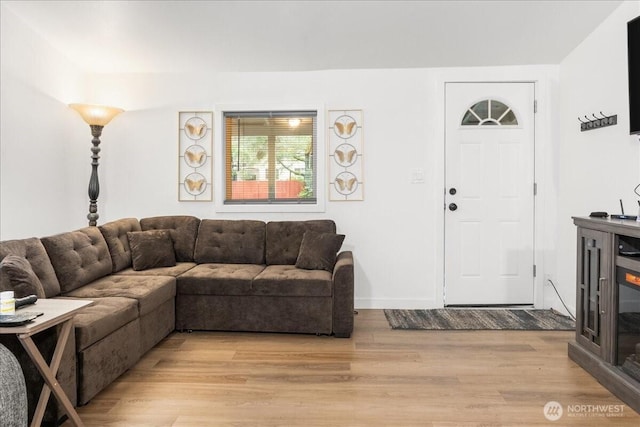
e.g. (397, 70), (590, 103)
(0, 216), (354, 424)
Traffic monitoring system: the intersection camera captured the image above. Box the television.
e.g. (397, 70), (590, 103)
(629, 16), (640, 135)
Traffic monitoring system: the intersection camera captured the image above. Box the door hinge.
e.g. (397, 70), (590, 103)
(534, 100), (537, 113)
(533, 182), (537, 196)
(533, 264), (537, 278)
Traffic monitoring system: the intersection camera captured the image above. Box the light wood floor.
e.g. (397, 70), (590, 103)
(65, 309), (640, 426)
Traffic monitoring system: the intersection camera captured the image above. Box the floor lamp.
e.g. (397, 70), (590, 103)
(69, 103), (123, 226)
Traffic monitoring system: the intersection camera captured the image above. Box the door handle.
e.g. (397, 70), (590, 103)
(449, 203), (458, 211)
(599, 278), (606, 314)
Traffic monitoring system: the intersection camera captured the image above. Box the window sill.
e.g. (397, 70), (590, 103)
(215, 201), (325, 213)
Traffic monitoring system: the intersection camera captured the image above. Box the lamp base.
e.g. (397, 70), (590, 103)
(87, 125), (103, 227)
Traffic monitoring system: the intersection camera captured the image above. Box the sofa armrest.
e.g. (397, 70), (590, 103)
(332, 251), (354, 338)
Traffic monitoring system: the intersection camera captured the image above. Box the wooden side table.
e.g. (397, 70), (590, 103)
(0, 298), (92, 427)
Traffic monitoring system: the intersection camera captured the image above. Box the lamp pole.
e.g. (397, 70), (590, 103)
(88, 124), (104, 226)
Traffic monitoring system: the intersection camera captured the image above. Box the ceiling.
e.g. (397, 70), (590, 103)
(2, 0), (624, 74)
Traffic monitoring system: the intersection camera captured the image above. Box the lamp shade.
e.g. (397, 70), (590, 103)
(69, 103), (124, 126)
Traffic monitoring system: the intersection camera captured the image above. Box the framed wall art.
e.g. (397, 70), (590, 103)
(328, 109), (364, 201)
(178, 111), (213, 201)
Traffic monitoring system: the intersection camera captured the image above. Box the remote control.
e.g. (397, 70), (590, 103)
(15, 294), (38, 308)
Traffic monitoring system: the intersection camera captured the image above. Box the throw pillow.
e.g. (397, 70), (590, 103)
(127, 230), (177, 271)
(295, 231), (345, 272)
(0, 255), (46, 298)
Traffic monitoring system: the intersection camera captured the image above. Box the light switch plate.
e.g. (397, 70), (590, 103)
(411, 168), (425, 184)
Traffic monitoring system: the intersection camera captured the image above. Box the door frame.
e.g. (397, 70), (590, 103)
(443, 81), (536, 306)
(432, 76), (548, 310)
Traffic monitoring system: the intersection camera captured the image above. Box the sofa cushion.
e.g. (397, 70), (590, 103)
(116, 262), (196, 277)
(177, 263), (265, 295)
(127, 230), (176, 271)
(140, 216), (200, 262)
(98, 218), (141, 272)
(252, 265), (332, 297)
(63, 275), (176, 317)
(194, 220), (266, 264)
(265, 220), (337, 265)
(295, 231), (345, 272)
(0, 255), (46, 298)
(0, 237), (61, 297)
(41, 227), (113, 293)
(68, 297), (139, 351)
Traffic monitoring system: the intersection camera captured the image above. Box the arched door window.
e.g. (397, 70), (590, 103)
(461, 99), (518, 126)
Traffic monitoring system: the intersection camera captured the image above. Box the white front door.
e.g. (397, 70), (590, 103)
(444, 82), (535, 306)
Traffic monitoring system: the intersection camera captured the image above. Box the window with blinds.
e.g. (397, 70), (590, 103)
(223, 111), (317, 204)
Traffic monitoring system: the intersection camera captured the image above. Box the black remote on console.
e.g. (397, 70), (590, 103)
(15, 294), (38, 308)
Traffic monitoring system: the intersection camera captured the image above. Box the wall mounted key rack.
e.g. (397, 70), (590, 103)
(579, 111), (617, 132)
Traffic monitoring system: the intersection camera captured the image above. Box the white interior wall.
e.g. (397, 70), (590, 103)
(556, 1), (640, 317)
(0, 5), (87, 240)
(90, 69), (438, 308)
(88, 65), (559, 309)
(0, 5), (561, 310)
(1, 1), (637, 310)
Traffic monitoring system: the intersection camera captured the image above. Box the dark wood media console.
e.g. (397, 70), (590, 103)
(570, 217), (640, 413)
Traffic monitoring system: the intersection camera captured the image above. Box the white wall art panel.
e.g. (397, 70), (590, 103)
(328, 110), (364, 201)
(178, 111), (213, 201)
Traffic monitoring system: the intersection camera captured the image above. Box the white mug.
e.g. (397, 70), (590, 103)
(0, 291), (15, 315)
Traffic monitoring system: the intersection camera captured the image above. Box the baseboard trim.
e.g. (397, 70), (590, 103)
(354, 298), (439, 309)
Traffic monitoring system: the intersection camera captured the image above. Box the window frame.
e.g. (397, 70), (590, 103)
(459, 97), (522, 129)
(214, 105), (326, 213)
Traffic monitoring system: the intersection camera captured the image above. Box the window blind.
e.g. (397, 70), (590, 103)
(223, 111), (317, 204)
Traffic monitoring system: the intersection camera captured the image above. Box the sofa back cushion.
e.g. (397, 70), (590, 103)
(194, 220), (265, 264)
(99, 218), (141, 272)
(0, 237), (61, 297)
(41, 227), (113, 293)
(140, 216), (200, 262)
(265, 220), (337, 265)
